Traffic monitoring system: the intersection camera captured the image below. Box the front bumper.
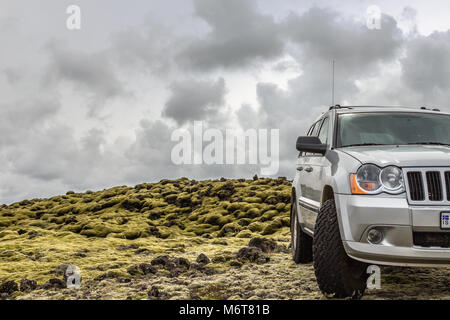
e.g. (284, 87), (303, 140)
(336, 193), (450, 267)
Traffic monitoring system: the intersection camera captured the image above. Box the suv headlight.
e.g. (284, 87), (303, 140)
(350, 164), (405, 195)
(380, 166), (404, 191)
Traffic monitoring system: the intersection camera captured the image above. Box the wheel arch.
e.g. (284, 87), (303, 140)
(321, 185), (335, 205)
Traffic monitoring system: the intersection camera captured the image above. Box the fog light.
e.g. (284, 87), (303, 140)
(367, 228), (383, 244)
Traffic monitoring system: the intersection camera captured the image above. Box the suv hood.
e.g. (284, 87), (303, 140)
(340, 145), (450, 167)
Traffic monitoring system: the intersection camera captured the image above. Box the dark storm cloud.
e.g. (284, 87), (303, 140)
(178, 0), (284, 70)
(236, 7), (406, 177)
(162, 77), (227, 125)
(252, 7), (405, 126)
(284, 8), (404, 73)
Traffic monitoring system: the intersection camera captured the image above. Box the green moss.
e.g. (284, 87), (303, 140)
(0, 177), (294, 287)
(218, 223), (242, 237)
(261, 210), (279, 222)
(123, 230), (141, 240)
(261, 217), (288, 235)
(0, 218), (12, 227)
(238, 208), (260, 219)
(236, 230), (253, 238)
(185, 224), (219, 236)
(79, 223), (116, 238)
(248, 222), (265, 233)
(275, 203), (286, 212)
(242, 197), (262, 204)
(198, 213), (222, 225)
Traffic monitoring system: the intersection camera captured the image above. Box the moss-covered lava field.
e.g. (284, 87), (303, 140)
(1, 177), (450, 300)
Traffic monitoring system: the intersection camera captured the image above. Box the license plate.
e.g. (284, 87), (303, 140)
(441, 212), (450, 229)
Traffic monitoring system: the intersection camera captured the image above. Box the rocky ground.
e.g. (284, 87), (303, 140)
(1, 177), (450, 300)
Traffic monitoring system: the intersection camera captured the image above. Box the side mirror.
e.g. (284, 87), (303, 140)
(296, 136), (327, 155)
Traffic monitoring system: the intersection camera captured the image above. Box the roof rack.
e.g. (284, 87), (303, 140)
(421, 107), (441, 112)
(329, 104), (353, 110)
(329, 105), (442, 112)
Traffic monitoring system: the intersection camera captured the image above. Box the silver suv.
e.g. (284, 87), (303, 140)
(291, 106), (450, 298)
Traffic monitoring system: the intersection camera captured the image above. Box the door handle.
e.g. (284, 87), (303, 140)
(305, 167), (313, 173)
(297, 166), (303, 171)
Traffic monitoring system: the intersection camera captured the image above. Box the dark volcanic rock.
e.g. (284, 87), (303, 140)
(148, 286), (160, 297)
(216, 182), (235, 200)
(236, 247), (270, 264)
(148, 212), (161, 220)
(28, 231), (40, 239)
(94, 270), (123, 281)
(173, 257), (190, 270)
(135, 248), (151, 255)
(42, 278), (66, 290)
(126, 265), (141, 276)
(139, 263), (157, 275)
(151, 255), (190, 273)
(0, 280), (19, 295)
(191, 263), (220, 275)
(196, 253), (210, 265)
(20, 279), (37, 292)
(151, 255), (171, 268)
(248, 237), (286, 253)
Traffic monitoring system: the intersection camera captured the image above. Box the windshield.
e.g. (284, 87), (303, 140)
(337, 112), (450, 147)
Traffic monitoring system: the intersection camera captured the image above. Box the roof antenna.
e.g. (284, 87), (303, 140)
(331, 59), (335, 106)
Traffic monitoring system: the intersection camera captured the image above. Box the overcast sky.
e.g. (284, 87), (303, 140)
(1, 0), (450, 204)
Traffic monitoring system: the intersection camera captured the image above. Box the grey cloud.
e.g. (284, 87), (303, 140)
(110, 19), (179, 75)
(178, 0), (284, 70)
(236, 103), (261, 129)
(9, 125), (105, 183)
(235, 7), (406, 178)
(3, 68), (21, 84)
(45, 43), (126, 116)
(162, 77), (227, 125)
(400, 31), (450, 110)
(126, 119), (267, 183)
(5, 2), (450, 204)
(0, 97), (60, 147)
(284, 8), (404, 74)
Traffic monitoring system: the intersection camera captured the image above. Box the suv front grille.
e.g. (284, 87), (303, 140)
(407, 172), (425, 201)
(446, 172), (450, 201)
(404, 168), (450, 205)
(426, 171), (443, 201)
(414, 232), (450, 248)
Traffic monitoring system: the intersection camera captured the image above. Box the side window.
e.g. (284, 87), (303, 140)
(311, 120), (321, 136)
(307, 123), (316, 136)
(318, 117), (329, 144)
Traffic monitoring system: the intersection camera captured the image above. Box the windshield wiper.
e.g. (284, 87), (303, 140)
(341, 143), (385, 147)
(406, 142), (450, 146)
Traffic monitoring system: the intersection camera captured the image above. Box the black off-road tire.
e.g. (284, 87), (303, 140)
(313, 199), (368, 299)
(291, 202), (313, 263)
